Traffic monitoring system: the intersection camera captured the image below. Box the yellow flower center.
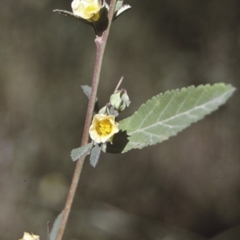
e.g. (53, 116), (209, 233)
(85, 5), (100, 21)
(96, 119), (112, 136)
(86, 5), (98, 13)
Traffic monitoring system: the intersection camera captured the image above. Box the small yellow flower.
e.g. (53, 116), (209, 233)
(89, 114), (119, 143)
(71, 0), (102, 22)
(19, 232), (39, 240)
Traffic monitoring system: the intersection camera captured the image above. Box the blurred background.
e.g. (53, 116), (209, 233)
(1, 0), (240, 239)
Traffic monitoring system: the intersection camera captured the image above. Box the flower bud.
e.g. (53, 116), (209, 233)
(110, 89), (131, 112)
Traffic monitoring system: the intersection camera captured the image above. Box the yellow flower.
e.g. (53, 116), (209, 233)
(71, 0), (102, 22)
(89, 114), (119, 143)
(19, 232), (39, 240)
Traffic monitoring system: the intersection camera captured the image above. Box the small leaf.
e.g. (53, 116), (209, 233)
(81, 85), (99, 112)
(81, 85), (91, 99)
(49, 211), (63, 240)
(71, 143), (93, 161)
(115, 0), (123, 12)
(89, 144), (102, 167)
(119, 83), (235, 153)
(81, 85), (99, 102)
(115, 5), (131, 18)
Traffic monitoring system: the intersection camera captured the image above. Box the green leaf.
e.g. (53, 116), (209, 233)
(115, 0), (123, 12)
(89, 144), (102, 167)
(81, 85), (98, 102)
(81, 85), (99, 112)
(81, 85), (91, 99)
(115, 4), (131, 18)
(49, 211), (63, 240)
(71, 143), (93, 162)
(119, 83), (235, 153)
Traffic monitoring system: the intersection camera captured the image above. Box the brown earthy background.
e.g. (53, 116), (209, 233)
(1, 0), (240, 239)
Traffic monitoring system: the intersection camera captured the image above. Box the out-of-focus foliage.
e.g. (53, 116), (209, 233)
(1, 0), (240, 239)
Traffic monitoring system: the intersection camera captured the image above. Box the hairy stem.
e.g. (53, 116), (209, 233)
(55, 1), (117, 240)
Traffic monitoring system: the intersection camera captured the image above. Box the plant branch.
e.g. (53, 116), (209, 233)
(55, 1), (117, 240)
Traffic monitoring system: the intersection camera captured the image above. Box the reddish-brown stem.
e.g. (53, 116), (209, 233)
(55, 1), (117, 240)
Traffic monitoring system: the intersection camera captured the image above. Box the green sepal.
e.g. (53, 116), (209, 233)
(89, 144), (102, 167)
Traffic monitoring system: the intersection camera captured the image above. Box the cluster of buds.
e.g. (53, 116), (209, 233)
(99, 88), (130, 116)
(89, 88), (130, 145)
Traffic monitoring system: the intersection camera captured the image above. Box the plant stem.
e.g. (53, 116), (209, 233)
(55, 1), (117, 240)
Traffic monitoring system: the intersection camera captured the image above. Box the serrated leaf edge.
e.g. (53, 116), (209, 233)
(120, 83), (235, 152)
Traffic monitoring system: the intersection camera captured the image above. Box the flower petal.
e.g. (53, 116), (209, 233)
(89, 114), (119, 143)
